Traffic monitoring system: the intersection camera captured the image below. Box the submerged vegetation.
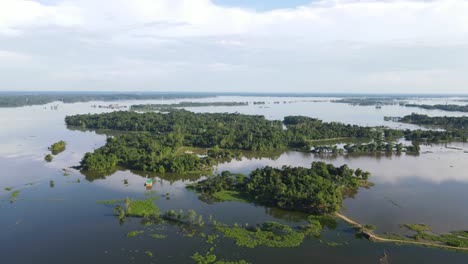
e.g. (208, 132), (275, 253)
(217, 222), (305, 248)
(401, 224), (468, 248)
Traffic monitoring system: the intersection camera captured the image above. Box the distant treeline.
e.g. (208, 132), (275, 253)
(311, 141), (420, 154)
(130, 102), (248, 111)
(331, 98), (401, 106)
(404, 104), (468, 113)
(400, 113), (468, 131)
(0, 93), (211, 107)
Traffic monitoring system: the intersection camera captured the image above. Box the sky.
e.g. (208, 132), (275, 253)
(0, 0), (468, 94)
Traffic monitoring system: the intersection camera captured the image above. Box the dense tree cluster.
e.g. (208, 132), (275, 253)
(189, 162), (370, 214)
(400, 113), (468, 130)
(80, 134), (216, 173)
(311, 141), (420, 154)
(283, 116), (380, 149)
(66, 110), (285, 151)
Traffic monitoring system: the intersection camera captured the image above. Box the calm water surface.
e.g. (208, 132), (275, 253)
(1, 97), (468, 263)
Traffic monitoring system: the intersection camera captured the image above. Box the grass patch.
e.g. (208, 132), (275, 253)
(211, 190), (249, 203)
(96, 199), (121, 205)
(126, 198), (160, 218)
(217, 222), (305, 248)
(9, 190), (20, 202)
(401, 224), (431, 233)
(145, 251), (153, 257)
(127, 230), (144, 238)
(150, 234), (167, 239)
(401, 223), (468, 248)
(4, 187), (12, 191)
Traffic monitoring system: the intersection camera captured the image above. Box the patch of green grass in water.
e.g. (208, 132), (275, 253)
(145, 251), (153, 257)
(401, 224), (431, 232)
(4, 187), (12, 191)
(9, 190), (20, 202)
(217, 222), (305, 248)
(149, 234), (167, 239)
(402, 223), (468, 248)
(126, 230), (144, 238)
(96, 199), (121, 205)
(211, 190), (249, 203)
(126, 198), (160, 218)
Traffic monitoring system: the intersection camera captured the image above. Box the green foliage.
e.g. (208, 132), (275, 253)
(404, 104), (468, 113)
(162, 209), (205, 227)
(49, 141), (66, 155)
(211, 191), (249, 203)
(4, 187), (12, 191)
(66, 110), (285, 151)
(190, 163), (369, 214)
(191, 251), (217, 264)
(400, 114), (468, 142)
(9, 190), (20, 202)
(44, 154), (53, 162)
(402, 223), (468, 248)
(96, 199), (121, 205)
(217, 222), (305, 248)
(145, 251), (153, 257)
(244, 162), (368, 214)
(150, 234), (167, 239)
(283, 115), (379, 149)
(79, 134), (213, 173)
(126, 230), (144, 238)
(126, 198), (160, 218)
(401, 224), (431, 233)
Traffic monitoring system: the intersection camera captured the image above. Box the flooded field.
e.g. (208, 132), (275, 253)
(1, 96), (468, 263)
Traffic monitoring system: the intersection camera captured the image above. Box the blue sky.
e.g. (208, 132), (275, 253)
(0, 0), (467, 94)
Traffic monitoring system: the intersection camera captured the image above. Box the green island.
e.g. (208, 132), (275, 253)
(187, 163), (370, 214)
(64, 110), (466, 176)
(404, 103), (468, 113)
(130, 102), (248, 111)
(399, 113), (468, 131)
(49, 140), (66, 155)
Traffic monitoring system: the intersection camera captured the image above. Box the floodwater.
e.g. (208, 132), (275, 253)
(1, 96), (468, 263)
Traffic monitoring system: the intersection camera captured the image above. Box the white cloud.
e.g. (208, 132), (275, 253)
(0, 0), (467, 92)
